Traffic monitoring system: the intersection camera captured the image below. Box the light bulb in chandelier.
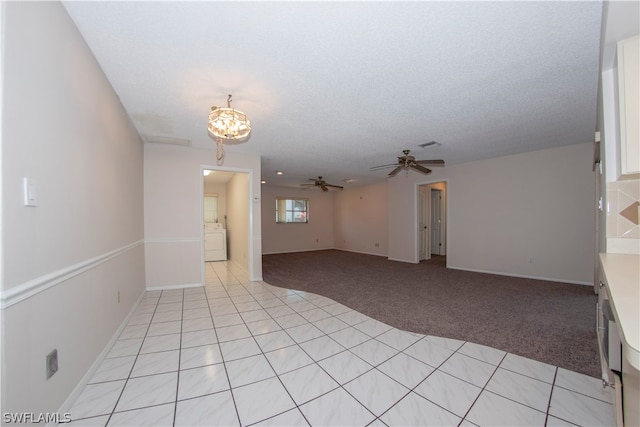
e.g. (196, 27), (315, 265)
(208, 94), (251, 163)
(208, 94), (251, 141)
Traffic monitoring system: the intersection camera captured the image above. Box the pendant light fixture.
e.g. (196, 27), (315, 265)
(208, 94), (251, 162)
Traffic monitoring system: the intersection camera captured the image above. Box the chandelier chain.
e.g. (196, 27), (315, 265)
(216, 138), (225, 163)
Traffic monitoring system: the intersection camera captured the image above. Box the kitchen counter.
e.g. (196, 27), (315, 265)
(599, 253), (640, 370)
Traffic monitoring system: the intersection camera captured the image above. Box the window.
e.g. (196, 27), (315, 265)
(204, 194), (218, 223)
(276, 198), (309, 223)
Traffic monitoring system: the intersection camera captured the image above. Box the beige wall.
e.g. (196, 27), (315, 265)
(388, 142), (596, 284)
(1, 1), (145, 415)
(226, 173), (250, 269)
(144, 144), (262, 286)
(261, 186), (335, 254)
(334, 181), (388, 256)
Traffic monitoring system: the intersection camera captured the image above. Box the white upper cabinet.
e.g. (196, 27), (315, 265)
(617, 35), (640, 176)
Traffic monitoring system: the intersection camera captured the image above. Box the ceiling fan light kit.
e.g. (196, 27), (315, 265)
(208, 94), (251, 163)
(300, 176), (344, 192)
(370, 149), (445, 177)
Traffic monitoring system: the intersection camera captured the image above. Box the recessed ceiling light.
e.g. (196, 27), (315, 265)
(276, 171), (284, 175)
(261, 180), (266, 184)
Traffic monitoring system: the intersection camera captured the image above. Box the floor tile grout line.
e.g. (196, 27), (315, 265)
(456, 350), (507, 425)
(219, 274), (382, 424)
(247, 282), (394, 423)
(102, 290), (163, 425)
(203, 262), (244, 426)
(551, 382), (617, 405)
(228, 277), (314, 426)
(496, 363), (556, 386)
(545, 366), (560, 425)
(171, 288), (186, 426)
(372, 339), (469, 424)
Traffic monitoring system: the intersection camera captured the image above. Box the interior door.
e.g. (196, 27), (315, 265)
(418, 185), (430, 260)
(430, 189), (442, 255)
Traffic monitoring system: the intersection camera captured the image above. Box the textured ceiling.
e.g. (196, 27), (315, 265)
(63, 1), (603, 189)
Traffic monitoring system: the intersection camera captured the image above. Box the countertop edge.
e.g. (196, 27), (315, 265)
(599, 253), (640, 370)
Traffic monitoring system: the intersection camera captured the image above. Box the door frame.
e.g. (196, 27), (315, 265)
(200, 164), (256, 283)
(430, 188), (444, 256)
(415, 179), (448, 263)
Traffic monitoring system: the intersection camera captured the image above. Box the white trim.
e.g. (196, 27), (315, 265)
(387, 257), (418, 264)
(0, 240), (144, 309)
(448, 265), (593, 286)
(336, 248), (387, 258)
(145, 238), (200, 244)
(146, 283), (202, 292)
(261, 247), (334, 255)
(52, 291), (146, 425)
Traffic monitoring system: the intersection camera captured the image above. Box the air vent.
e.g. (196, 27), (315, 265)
(419, 141), (441, 149)
(142, 134), (191, 146)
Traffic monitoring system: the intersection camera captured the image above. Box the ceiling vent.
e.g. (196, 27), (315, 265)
(418, 141), (441, 149)
(142, 134), (191, 146)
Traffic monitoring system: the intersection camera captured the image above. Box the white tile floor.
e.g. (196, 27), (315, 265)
(67, 261), (616, 426)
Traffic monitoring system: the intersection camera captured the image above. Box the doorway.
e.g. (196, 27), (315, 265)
(418, 181), (447, 261)
(430, 188), (444, 255)
(202, 167), (252, 278)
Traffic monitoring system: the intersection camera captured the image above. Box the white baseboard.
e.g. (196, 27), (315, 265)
(334, 248), (388, 258)
(146, 283), (203, 291)
(262, 247), (333, 255)
(448, 265), (593, 286)
(53, 291), (146, 425)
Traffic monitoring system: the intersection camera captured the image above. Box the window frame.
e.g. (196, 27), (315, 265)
(204, 193), (219, 223)
(275, 197), (309, 224)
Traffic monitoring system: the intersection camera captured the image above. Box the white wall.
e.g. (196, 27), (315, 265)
(334, 182), (388, 256)
(388, 142), (596, 284)
(261, 186), (334, 254)
(226, 173), (250, 269)
(144, 144), (262, 286)
(1, 1), (145, 414)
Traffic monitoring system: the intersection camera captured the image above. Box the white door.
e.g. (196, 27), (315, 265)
(430, 189), (442, 255)
(418, 185), (430, 260)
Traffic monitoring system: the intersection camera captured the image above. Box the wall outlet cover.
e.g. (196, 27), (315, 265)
(46, 349), (58, 379)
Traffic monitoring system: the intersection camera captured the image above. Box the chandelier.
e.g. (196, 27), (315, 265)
(208, 94), (251, 162)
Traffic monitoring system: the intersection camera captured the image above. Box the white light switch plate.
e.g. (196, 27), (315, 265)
(23, 177), (38, 207)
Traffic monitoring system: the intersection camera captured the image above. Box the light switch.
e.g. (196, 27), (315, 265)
(23, 177), (37, 207)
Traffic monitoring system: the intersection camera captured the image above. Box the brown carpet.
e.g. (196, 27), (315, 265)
(262, 249), (600, 378)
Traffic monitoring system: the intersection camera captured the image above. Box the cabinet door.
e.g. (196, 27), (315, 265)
(617, 36), (639, 175)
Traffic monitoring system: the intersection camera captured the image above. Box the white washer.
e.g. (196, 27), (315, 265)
(204, 223), (227, 261)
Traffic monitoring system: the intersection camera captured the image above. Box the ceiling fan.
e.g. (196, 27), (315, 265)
(300, 176), (344, 192)
(371, 149), (445, 177)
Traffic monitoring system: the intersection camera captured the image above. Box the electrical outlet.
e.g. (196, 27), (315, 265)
(46, 349), (58, 379)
